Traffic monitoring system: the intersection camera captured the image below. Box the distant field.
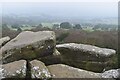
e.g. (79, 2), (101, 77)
(8, 22), (54, 30)
(41, 22), (53, 29)
(82, 26), (94, 32)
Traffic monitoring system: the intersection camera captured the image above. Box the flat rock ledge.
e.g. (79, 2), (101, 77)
(30, 60), (51, 79)
(56, 43), (116, 57)
(1, 31), (56, 64)
(47, 64), (101, 78)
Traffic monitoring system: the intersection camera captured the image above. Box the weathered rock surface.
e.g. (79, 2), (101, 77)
(1, 60), (26, 78)
(0, 65), (3, 79)
(0, 36), (10, 47)
(1, 31), (56, 64)
(47, 64), (101, 78)
(30, 60), (51, 79)
(101, 69), (120, 78)
(0, 31), (118, 79)
(56, 43), (116, 72)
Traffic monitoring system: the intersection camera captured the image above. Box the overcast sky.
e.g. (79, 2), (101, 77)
(1, 2), (118, 18)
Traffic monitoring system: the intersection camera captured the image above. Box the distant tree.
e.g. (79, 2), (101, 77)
(32, 25), (37, 27)
(93, 24), (101, 31)
(2, 24), (10, 31)
(11, 24), (19, 29)
(101, 27), (108, 31)
(32, 24), (43, 28)
(2, 24), (7, 28)
(93, 24), (115, 31)
(56, 32), (69, 43)
(17, 27), (22, 32)
(60, 22), (72, 29)
(53, 24), (59, 29)
(37, 24), (43, 27)
(2, 24), (20, 39)
(20, 25), (24, 28)
(110, 28), (117, 31)
(25, 25), (29, 27)
(73, 24), (82, 29)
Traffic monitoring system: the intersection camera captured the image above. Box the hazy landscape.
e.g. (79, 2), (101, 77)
(0, 2), (119, 79)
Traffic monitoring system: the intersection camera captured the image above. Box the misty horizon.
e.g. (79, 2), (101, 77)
(2, 2), (118, 19)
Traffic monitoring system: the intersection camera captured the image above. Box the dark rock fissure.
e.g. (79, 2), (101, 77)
(26, 60), (31, 78)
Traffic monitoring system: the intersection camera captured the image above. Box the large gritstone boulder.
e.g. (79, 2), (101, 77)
(47, 64), (101, 78)
(1, 31), (56, 64)
(30, 60), (51, 79)
(0, 36), (10, 47)
(56, 43), (116, 72)
(0, 60), (26, 79)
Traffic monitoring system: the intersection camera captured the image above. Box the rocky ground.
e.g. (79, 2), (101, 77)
(0, 31), (119, 79)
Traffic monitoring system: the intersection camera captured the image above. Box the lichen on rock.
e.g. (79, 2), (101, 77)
(1, 60), (26, 78)
(30, 60), (51, 79)
(101, 69), (120, 78)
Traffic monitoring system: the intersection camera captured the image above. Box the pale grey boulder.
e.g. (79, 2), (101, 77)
(1, 60), (26, 78)
(56, 43), (116, 57)
(30, 60), (51, 79)
(0, 36), (10, 47)
(1, 31), (56, 64)
(47, 64), (101, 78)
(56, 43), (116, 72)
(101, 69), (120, 78)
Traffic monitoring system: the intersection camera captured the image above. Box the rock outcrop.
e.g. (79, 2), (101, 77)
(0, 31), (118, 79)
(1, 31), (56, 64)
(56, 43), (116, 72)
(47, 64), (101, 78)
(30, 60), (51, 79)
(0, 36), (10, 47)
(1, 60), (26, 79)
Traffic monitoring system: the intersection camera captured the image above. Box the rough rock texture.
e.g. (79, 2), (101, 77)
(56, 43), (116, 72)
(0, 36), (10, 47)
(1, 31), (56, 64)
(0, 31), (118, 79)
(0, 65), (3, 79)
(101, 69), (120, 78)
(47, 64), (101, 78)
(1, 60), (26, 78)
(30, 60), (51, 79)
